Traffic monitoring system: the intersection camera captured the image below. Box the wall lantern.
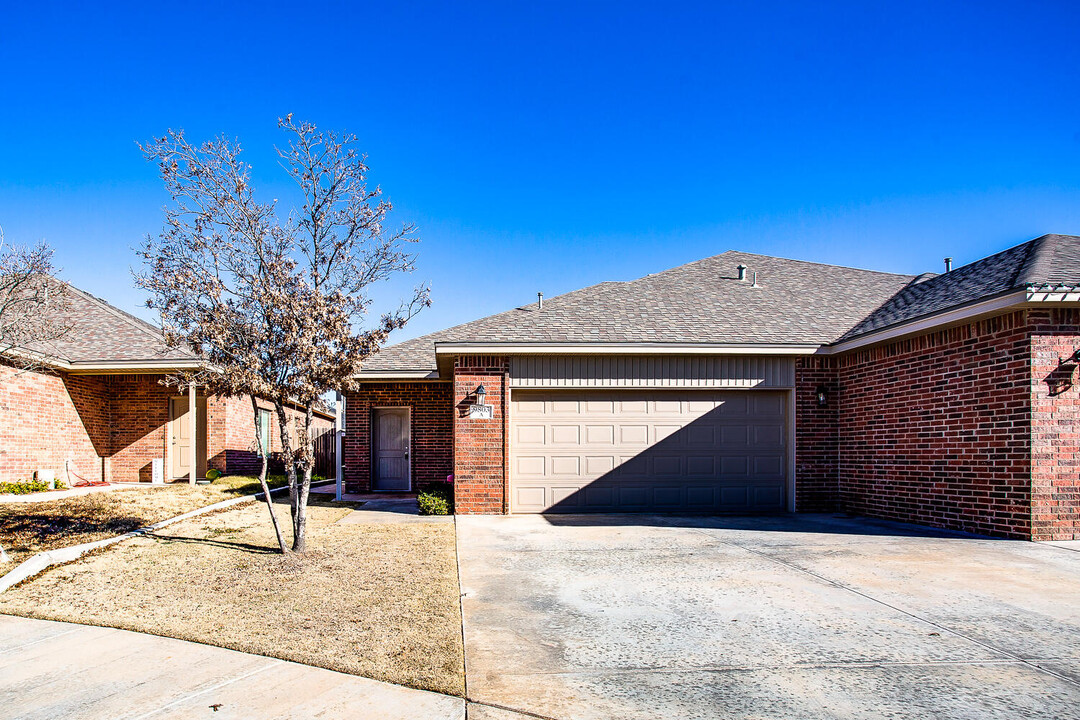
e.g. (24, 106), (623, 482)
(474, 385), (487, 405)
(815, 385), (828, 407)
(1048, 351), (1080, 396)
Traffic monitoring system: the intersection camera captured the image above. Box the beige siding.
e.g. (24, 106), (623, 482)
(509, 355), (795, 389)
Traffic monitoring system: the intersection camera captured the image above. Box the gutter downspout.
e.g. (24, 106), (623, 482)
(335, 391), (344, 502)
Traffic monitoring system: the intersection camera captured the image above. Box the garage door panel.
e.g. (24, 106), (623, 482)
(516, 425), (545, 445)
(654, 487), (682, 506)
(585, 455), (615, 475)
(654, 399), (682, 413)
(753, 455), (784, 476)
(754, 484), (784, 507)
(686, 456), (715, 475)
(551, 456), (580, 475)
(585, 425), (615, 444)
(585, 399), (615, 413)
(511, 390), (786, 513)
(720, 426), (749, 445)
(686, 426), (716, 445)
(754, 425), (783, 445)
(515, 486), (547, 512)
(720, 486), (750, 507)
(584, 486), (615, 508)
(717, 395), (748, 415)
(516, 456), (546, 476)
(551, 425), (580, 444)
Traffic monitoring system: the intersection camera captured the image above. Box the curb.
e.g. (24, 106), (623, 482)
(0, 485), (291, 594)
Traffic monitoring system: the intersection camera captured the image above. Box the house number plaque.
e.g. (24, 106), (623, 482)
(468, 404), (494, 420)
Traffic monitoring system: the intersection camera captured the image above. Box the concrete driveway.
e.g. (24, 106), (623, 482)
(456, 513), (1080, 720)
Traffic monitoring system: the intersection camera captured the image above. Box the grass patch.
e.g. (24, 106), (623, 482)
(0, 474), (302, 567)
(0, 497), (464, 695)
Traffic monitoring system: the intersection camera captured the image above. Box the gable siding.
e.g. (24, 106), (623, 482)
(510, 355), (795, 389)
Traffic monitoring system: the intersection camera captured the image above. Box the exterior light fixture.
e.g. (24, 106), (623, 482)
(475, 385), (487, 405)
(815, 385), (828, 407)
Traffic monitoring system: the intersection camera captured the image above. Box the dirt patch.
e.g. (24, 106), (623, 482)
(0, 497), (464, 696)
(0, 475), (293, 566)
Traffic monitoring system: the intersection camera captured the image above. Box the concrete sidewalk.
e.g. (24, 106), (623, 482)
(0, 615), (464, 720)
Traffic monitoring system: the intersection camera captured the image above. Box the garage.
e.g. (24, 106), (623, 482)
(510, 389), (788, 513)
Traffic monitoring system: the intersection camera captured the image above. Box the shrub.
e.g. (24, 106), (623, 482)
(0, 479), (53, 495)
(417, 487), (454, 515)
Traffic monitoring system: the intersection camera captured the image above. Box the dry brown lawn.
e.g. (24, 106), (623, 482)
(0, 496), (465, 696)
(0, 475), (291, 566)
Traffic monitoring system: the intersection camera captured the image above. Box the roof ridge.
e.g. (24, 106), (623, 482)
(647, 249), (919, 281)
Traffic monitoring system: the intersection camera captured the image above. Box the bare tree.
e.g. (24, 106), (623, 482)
(136, 116), (429, 552)
(0, 227), (70, 375)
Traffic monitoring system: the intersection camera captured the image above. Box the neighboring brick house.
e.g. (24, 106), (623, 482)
(346, 233), (1080, 541)
(0, 285), (334, 485)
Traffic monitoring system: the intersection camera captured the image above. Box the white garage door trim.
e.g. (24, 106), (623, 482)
(509, 388), (794, 514)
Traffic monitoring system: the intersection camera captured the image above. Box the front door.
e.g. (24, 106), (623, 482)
(169, 396), (208, 479)
(372, 408), (410, 491)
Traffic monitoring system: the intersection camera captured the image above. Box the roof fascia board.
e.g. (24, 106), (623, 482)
(433, 343), (820, 356)
(354, 371), (444, 381)
(64, 359), (207, 374)
(824, 289), (1035, 354)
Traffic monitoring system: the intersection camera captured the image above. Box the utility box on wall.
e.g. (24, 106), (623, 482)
(151, 458), (164, 485)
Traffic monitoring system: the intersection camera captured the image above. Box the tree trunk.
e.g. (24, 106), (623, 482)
(252, 395), (287, 554)
(275, 400), (306, 552)
(295, 403), (315, 549)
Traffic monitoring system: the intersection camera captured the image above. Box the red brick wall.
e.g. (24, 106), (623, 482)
(342, 382), (453, 493)
(1029, 308), (1080, 540)
(795, 356), (839, 511)
(215, 396), (332, 477)
(0, 362), (110, 484)
(109, 375), (174, 482)
(836, 312), (1032, 539)
(0, 366), (332, 485)
(453, 356), (509, 514)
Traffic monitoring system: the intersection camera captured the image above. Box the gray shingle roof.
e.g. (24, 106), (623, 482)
(30, 284), (195, 365)
(838, 234), (1080, 342)
(363, 251), (917, 371)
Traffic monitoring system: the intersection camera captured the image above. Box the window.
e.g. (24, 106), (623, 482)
(258, 409), (272, 456)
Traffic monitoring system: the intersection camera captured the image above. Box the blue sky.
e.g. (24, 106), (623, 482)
(1, 1), (1078, 342)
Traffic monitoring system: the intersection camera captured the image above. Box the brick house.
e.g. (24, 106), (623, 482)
(0, 284), (333, 485)
(346, 234), (1080, 541)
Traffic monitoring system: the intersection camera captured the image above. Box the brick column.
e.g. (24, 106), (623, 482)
(453, 355), (510, 514)
(1030, 309), (1080, 541)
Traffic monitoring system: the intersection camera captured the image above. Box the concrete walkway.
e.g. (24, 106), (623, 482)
(457, 513), (1080, 720)
(0, 616), (464, 720)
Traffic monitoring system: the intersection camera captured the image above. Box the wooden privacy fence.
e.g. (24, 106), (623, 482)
(313, 428), (336, 479)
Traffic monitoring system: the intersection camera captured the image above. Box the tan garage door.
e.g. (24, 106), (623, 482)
(510, 390), (787, 513)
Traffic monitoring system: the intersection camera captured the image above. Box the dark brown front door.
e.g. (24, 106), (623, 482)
(373, 408), (410, 491)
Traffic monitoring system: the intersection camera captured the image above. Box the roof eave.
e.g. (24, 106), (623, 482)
(825, 286), (1080, 354)
(432, 342), (822, 356)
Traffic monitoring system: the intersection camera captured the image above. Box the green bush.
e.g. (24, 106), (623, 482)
(0, 479), (53, 495)
(417, 487), (454, 515)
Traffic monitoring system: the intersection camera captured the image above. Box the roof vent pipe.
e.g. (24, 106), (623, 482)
(751, 271), (760, 288)
(537, 292), (543, 309)
(737, 264), (748, 281)
(944, 257), (953, 272)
